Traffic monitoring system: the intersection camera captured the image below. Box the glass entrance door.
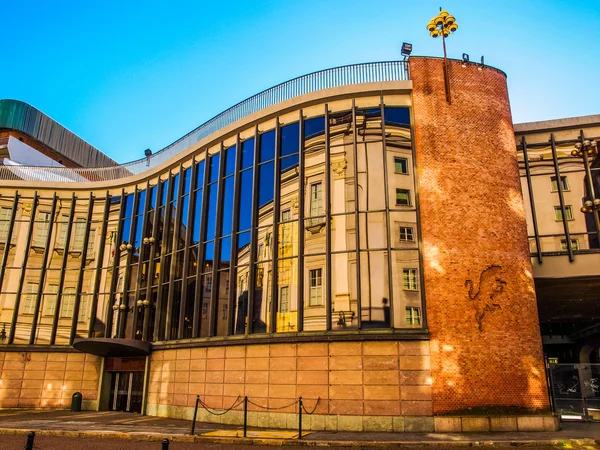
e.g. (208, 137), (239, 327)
(109, 371), (143, 413)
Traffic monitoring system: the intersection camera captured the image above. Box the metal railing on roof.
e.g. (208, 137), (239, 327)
(1, 60), (409, 182)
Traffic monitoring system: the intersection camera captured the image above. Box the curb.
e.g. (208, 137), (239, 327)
(0, 428), (598, 447)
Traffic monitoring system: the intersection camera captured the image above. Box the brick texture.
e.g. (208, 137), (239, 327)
(409, 57), (549, 413)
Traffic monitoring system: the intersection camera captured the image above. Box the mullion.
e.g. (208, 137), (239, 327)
(29, 194), (58, 344)
(0, 193), (19, 294)
(227, 134), (243, 336)
(324, 106), (332, 331)
(550, 133), (574, 262)
(144, 183), (162, 342)
(192, 151), (211, 338)
(9, 192), (38, 344)
(521, 137), (543, 264)
(209, 143), (227, 337)
(132, 181), (151, 338)
(297, 112), (305, 332)
(118, 189), (140, 338)
(380, 99), (394, 327)
(70, 192), (94, 344)
(270, 119), (281, 333)
(351, 100), (362, 329)
(247, 126), (260, 334)
(154, 174), (174, 341)
(88, 192), (111, 338)
(165, 164), (184, 340)
(50, 193), (76, 344)
(178, 165), (197, 339)
(104, 190), (126, 338)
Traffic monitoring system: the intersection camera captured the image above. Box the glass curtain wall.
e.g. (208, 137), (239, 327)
(0, 97), (424, 346)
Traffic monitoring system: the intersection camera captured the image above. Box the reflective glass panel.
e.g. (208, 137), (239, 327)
(281, 122), (299, 157)
(241, 138), (255, 170)
(259, 130), (275, 163)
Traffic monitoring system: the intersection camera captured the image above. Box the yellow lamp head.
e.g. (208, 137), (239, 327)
(445, 15), (455, 26)
(439, 9), (449, 18)
(427, 21), (437, 32)
(442, 28), (450, 37)
(435, 15), (444, 26)
(448, 22), (458, 33)
(430, 29), (440, 38)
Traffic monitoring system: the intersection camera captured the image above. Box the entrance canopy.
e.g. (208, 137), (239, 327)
(73, 338), (150, 358)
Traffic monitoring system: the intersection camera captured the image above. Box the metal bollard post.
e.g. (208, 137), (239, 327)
(190, 395), (200, 435)
(25, 431), (35, 450)
(243, 396), (248, 438)
(298, 396), (303, 440)
(162, 438), (170, 449)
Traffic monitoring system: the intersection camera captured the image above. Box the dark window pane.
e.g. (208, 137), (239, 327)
(259, 130), (275, 163)
(204, 241), (215, 264)
(137, 190), (146, 215)
(384, 107), (410, 126)
(171, 174), (180, 201)
(124, 194), (134, 219)
(221, 176), (234, 236)
(258, 162), (274, 207)
(178, 196), (190, 251)
(237, 231), (251, 251)
(209, 154), (220, 183)
(196, 160), (205, 189)
(192, 189), (203, 244)
(281, 154), (299, 172)
(160, 180), (169, 207)
(183, 168), (191, 195)
(220, 237), (231, 264)
(304, 116), (325, 138)
(238, 170), (253, 232)
(281, 122), (299, 157)
(241, 138), (255, 170)
(149, 186), (157, 209)
(225, 146), (236, 177)
(205, 184), (218, 242)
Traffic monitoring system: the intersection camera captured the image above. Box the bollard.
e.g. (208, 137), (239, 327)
(190, 395), (200, 435)
(243, 396), (248, 438)
(162, 438), (170, 449)
(298, 396), (303, 440)
(25, 431), (35, 450)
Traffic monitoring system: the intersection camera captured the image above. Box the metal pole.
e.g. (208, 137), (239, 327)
(441, 26), (451, 104)
(25, 431), (35, 450)
(243, 396), (248, 437)
(191, 395), (199, 435)
(298, 396), (303, 439)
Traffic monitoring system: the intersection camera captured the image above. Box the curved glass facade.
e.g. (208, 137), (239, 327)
(0, 95), (423, 345)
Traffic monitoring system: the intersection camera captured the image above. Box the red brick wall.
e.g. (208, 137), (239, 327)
(409, 57), (549, 413)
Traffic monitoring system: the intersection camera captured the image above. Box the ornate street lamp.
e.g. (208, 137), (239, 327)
(427, 8), (459, 104)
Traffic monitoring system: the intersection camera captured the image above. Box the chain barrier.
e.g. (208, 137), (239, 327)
(197, 395), (243, 416)
(190, 395), (322, 439)
(300, 397), (320, 415)
(247, 397), (300, 411)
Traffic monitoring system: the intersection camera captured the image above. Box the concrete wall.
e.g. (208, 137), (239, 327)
(0, 351), (101, 409)
(147, 341), (433, 431)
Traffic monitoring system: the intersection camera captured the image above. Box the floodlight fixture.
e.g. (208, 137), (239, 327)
(401, 42), (413, 57)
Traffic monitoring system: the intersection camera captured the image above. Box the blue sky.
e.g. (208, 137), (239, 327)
(2, 1), (599, 163)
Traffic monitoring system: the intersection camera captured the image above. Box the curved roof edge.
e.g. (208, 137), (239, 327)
(0, 99), (118, 168)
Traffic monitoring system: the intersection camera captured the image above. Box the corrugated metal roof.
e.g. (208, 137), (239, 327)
(0, 99), (118, 168)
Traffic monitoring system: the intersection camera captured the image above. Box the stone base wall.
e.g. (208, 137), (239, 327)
(0, 350), (101, 409)
(147, 340), (433, 426)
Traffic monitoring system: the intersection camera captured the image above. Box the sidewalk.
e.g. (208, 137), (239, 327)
(0, 409), (598, 447)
